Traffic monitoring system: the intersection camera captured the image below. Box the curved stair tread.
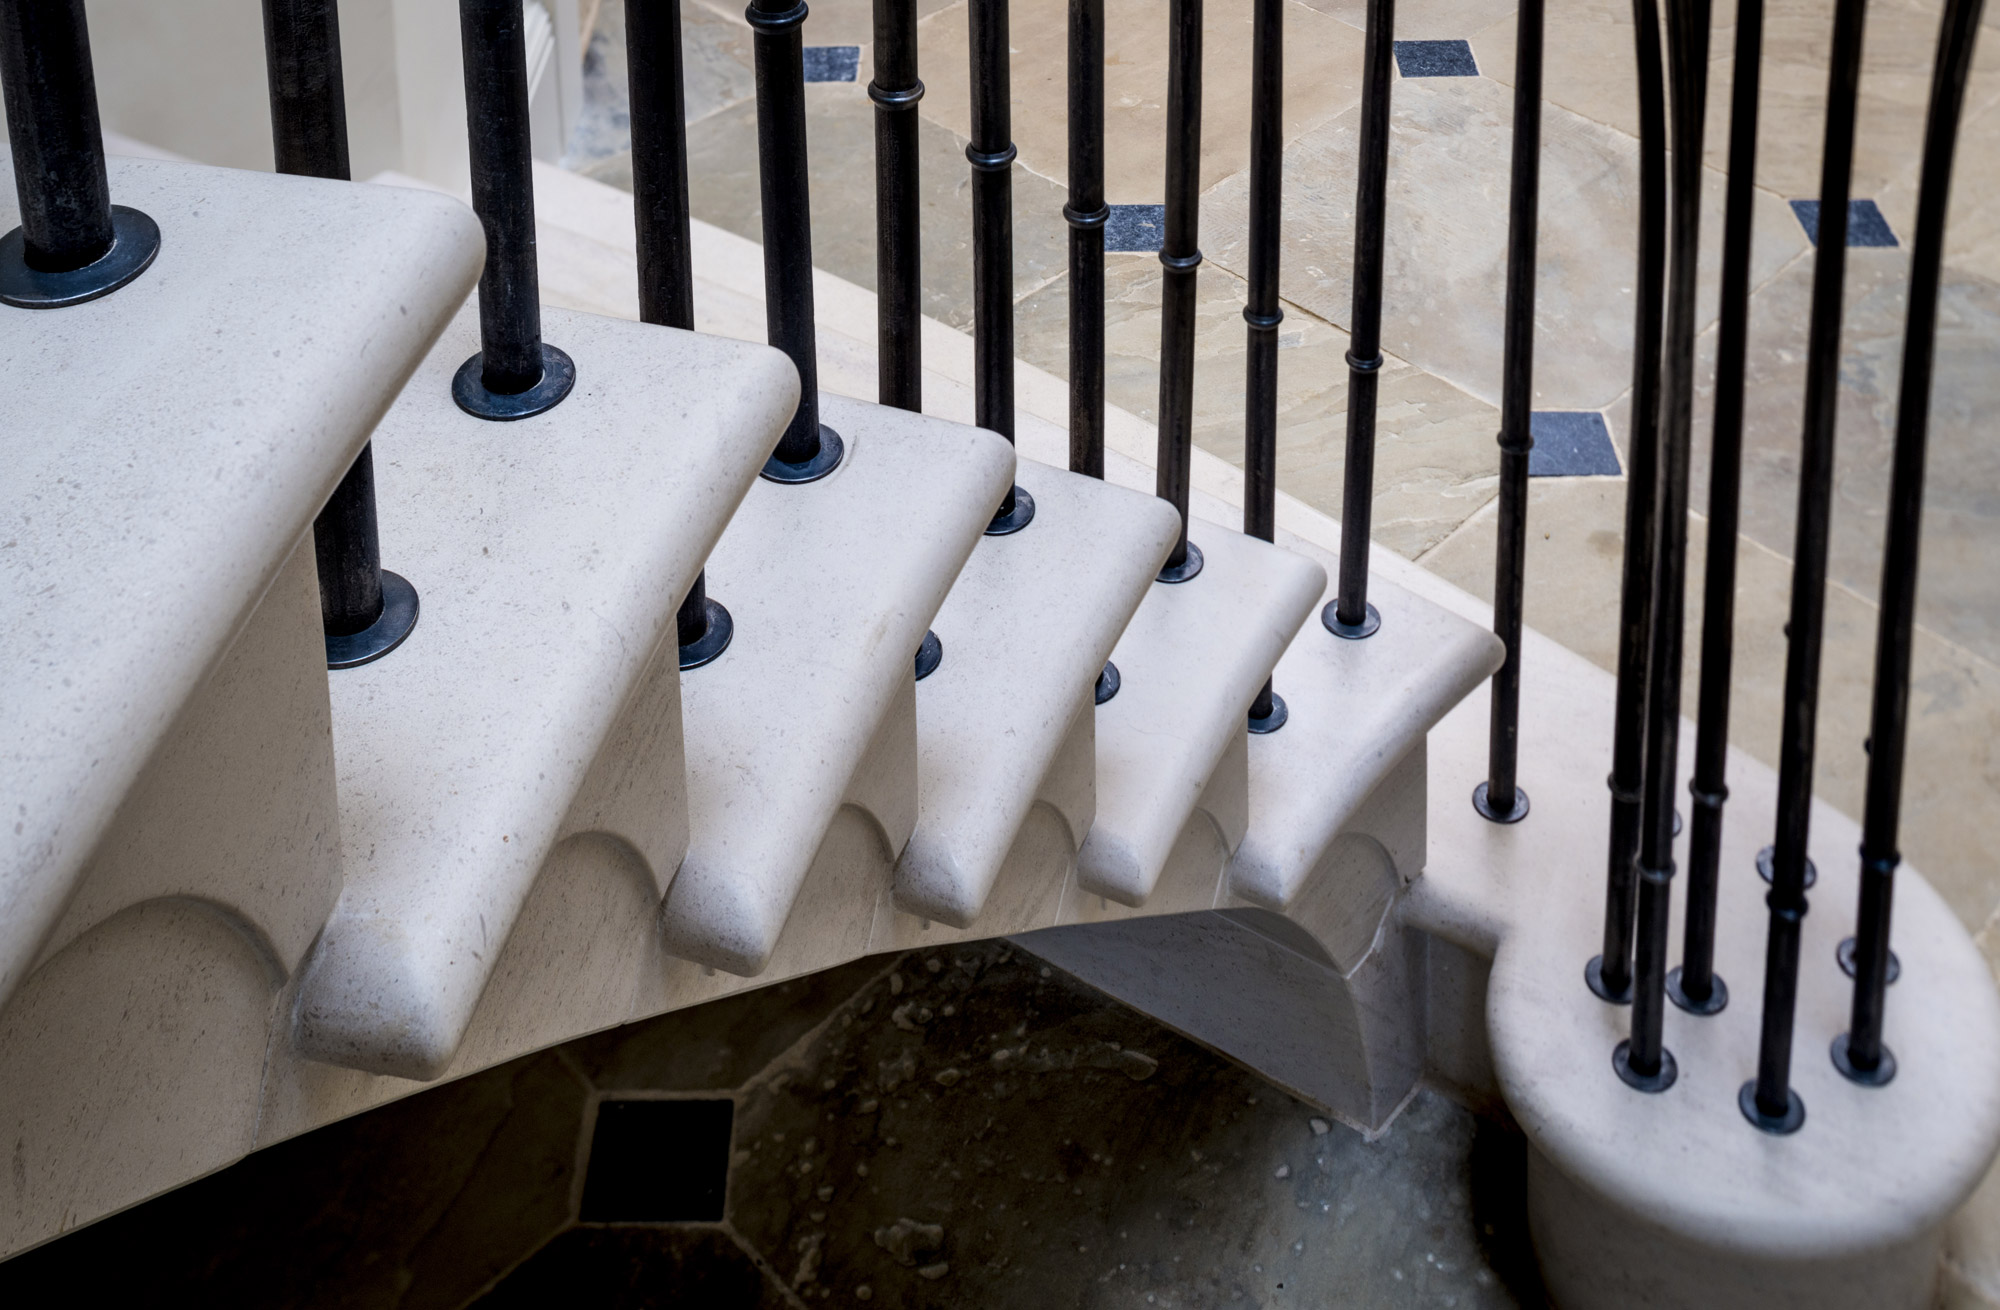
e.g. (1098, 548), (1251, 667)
(295, 305), (798, 1080)
(0, 156), (483, 1010)
(894, 457), (1181, 927)
(1077, 519), (1326, 908)
(661, 393), (1015, 976)
(1230, 555), (1505, 912)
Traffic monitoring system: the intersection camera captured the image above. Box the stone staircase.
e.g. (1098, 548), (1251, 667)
(0, 148), (1501, 1257)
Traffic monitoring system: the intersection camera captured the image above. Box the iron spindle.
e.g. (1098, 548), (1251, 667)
(1618, 0), (1711, 1093)
(1325, 0), (1394, 640)
(264, 0), (421, 668)
(1472, 0), (1543, 825)
(1836, 0), (1986, 1087)
(1674, 0), (1766, 1016)
(1066, 0), (1117, 700)
(872, 0), (923, 412)
(455, 0), (575, 418)
(1746, 0), (1871, 1136)
(1588, 0), (1668, 1004)
(749, 0), (842, 480)
(1066, 0), (1107, 481)
(969, 0), (1033, 531)
(1153, 0), (1204, 582)
(1243, 0), (1286, 731)
(0, 0), (158, 308)
(628, 0), (734, 667)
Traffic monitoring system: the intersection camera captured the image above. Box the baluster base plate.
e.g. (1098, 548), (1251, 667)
(0, 206), (161, 309)
(1831, 1033), (1897, 1087)
(1665, 965), (1728, 1015)
(452, 343), (577, 420)
(325, 571), (421, 669)
(678, 598), (735, 670)
(1738, 1080), (1806, 1135)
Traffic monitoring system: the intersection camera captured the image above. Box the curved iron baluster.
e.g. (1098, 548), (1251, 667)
(1672, 0), (1767, 1017)
(1745, 0), (1872, 1136)
(1618, 0), (1712, 1095)
(1589, 0), (1668, 1004)
(1473, 0), (1544, 826)
(1243, 0), (1286, 730)
(872, 0), (924, 413)
(1835, 0), (1987, 1089)
(969, 0), (1032, 532)
(1066, 0), (1108, 480)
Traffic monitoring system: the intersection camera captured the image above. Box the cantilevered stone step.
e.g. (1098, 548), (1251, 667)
(885, 456), (1180, 933)
(1073, 517), (1326, 911)
(0, 155), (481, 1009)
(293, 304), (796, 1080)
(660, 393), (1015, 977)
(1230, 549), (1503, 918)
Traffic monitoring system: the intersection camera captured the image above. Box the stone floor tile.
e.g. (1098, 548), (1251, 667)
(1297, 0), (1517, 42)
(565, 954), (893, 1092)
(471, 1227), (800, 1308)
(1016, 257), (1503, 557)
(724, 942), (1538, 1309)
(1201, 79), (1808, 414)
(1666, 250), (2000, 670)
(1417, 475), (2000, 933)
(568, 0), (758, 177)
(916, 0), (1366, 200)
(0, 1051), (590, 1309)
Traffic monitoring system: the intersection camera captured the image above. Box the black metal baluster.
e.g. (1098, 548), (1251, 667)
(1587, 0), (1668, 1004)
(1471, 0), (1543, 825)
(1323, 0), (1392, 641)
(749, 0), (843, 480)
(872, 0), (923, 412)
(454, 0), (575, 419)
(970, 0), (1034, 532)
(1153, 0), (1203, 583)
(1616, 0), (1710, 1094)
(263, 0), (421, 668)
(1243, 0), (1286, 731)
(1671, 0), (1765, 1017)
(1834, 0), (1985, 1088)
(868, 0), (941, 678)
(1744, 0), (1870, 1137)
(1066, 0), (1117, 703)
(0, 0), (159, 308)
(1066, 0), (1107, 482)
(628, 0), (734, 668)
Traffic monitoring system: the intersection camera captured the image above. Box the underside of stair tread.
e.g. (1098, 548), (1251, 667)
(895, 456), (1181, 927)
(0, 155), (482, 1008)
(294, 304), (798, 1079)
(662, 392), (1016, 976)
(1080, 517), (1327, 908)
(1231, 546), (1505, 912)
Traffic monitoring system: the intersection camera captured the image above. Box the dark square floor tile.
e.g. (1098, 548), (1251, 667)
(1105, 203), (1166, 253)
(582, 1098), (735, 1222)
(1789, 198), (1899, 247)
(1394, 39), (1480, 77)
(1529, 410), (1622, 476)
(802, 45), (861, 82)
(472, 1227), (795, 1309)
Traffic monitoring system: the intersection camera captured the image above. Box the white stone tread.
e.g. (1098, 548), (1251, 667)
(1078, 518), (1327, 907)
(894, 457), (1181, 927)
(1230, 551), (1504, 913)
(0, 155), (482, 1008)
(661, 392), (1015, 975)
(294, 304), (797, 1079)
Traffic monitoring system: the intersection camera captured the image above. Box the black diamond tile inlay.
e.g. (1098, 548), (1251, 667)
(1528, 411), (1621, 477)
(580, 1098), (733, 1222)
(1105, 203), (1167, 252)
(1789, 198), (1899, 247)
(802, 45), (861, 82)
(1394, 39), (1479, 78)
